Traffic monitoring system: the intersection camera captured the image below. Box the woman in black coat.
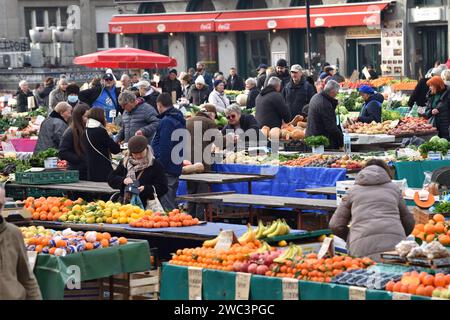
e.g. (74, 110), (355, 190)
(424, 76), (450, 140)
(82, 108), (121, 182)
(108, 136), (168, 206)
(59, 103), (90, 180)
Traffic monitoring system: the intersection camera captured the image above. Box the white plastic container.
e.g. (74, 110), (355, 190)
(44, 157), (58, 169)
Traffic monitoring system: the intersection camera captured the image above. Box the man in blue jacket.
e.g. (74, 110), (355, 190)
(356, 85), (383, 123)
(152, 93), (186, 211)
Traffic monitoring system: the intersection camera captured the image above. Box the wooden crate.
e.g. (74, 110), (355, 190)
(64, 279), (102, 300)
(101, 269), (160, 300)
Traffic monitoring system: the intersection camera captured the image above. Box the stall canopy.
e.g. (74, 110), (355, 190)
(109, 2), (392, 34)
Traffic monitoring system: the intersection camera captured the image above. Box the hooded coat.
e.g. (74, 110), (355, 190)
(329, 165), (415, 260)
(82, 118), (121, 182)
(255, 85), (291, 128)
(0, 216), (42, 300)
(34, 111), (68, 153)
(188, 85), (211, 106)
(152, 107), (186, 176)
(358, 92), (384, 123)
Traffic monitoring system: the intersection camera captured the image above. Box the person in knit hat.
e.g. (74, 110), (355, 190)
(208, 79), (230, 112)
(187, 75), (211, 106)
(161, 68), (182, 102)
(355, 85), (383, 123)
(424, 76), (450, 140)
(108, 135), (168, 206)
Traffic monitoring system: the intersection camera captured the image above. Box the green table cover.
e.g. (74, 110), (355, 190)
(160, 263), (431, 300)
(34, 240), (151, 300)
(394, 160), (450, 188)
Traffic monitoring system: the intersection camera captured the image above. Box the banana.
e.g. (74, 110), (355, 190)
(203, 236), (219, 248)
(257, 241), (272, 253)
(274, 245), (295, 263)
(282, 219), (291, 234)
(267, 221), (286, 238)
(255, 220), (267, 239)
(238, 224), (256, 244)
(262, 220), (280, 237)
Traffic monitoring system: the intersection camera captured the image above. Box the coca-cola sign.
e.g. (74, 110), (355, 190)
(110, 26), (123, 33)
(217, 23), (230, 31)
(200, 23), (213, 31)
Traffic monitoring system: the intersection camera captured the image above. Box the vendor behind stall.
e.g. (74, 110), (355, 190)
(355, 85), (383, 123)
(329, 159), (415, 261)
(222, 104), (260, 147)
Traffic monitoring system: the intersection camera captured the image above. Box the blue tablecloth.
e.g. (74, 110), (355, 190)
(178, 164), (346, 198)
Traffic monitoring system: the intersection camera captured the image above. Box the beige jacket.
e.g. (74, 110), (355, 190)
(329, 165), (415, 259)
(0, 217), (42, 300)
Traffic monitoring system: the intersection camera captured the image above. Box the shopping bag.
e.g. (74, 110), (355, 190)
(130, 194), (145, 210)
(146, 186), (165, 213)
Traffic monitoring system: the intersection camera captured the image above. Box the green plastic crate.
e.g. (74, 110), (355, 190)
(15, 170), (79, 185)
(6, 187), (65, 200)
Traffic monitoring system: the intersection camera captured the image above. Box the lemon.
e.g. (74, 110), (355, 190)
(119, 217), (128, 224)
(278, 240), (288, 247)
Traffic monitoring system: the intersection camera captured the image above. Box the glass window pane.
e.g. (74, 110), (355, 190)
(108, 34), (116, 48)
(24, 8), (33, 35)
(48, 8), (57, 27)
(97, 33), (105, 49)
(197, 34), (218, 73)
(36, 9), (45, 27)
(60, 7), (68, 27)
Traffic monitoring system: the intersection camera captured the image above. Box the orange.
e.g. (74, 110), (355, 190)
(435, 223), (445, 234)
(56, 239), (67, 248)
(101, 238), (109, 247)
(49, 247), (57, 255)
(445, 275), (450, 285)
(408, 284), (419, 295)
(85, 242), (94, 250)
(415, 224), (425, 232)
(160, 221), (169, 228)
(96, 233), (103, 241)
(411, 228), (420, 236)
(425, 234), (436, 243)
(434, 276), (447, 288)
(415, 285), (426, 296)
(39, 213), (47, 221)
(424, 224), (436, 234)
(433, 213), (445, 223)
(393, 282), (403, 293)
(422, 275), (435, 286)
(118, 237), (127, 245)
(35, 245), (43, 253)
(400, 284), (409, 293)
(423, 285), (435, 297)
(102, 232), (111, 240)
(438, 234), (450, 246)
(428, 219), (436, 225)
(416, 232), (425, 241)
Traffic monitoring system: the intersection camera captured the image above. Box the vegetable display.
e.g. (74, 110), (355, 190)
(418, 136), (449, 156)
(305, 135), (330, 147)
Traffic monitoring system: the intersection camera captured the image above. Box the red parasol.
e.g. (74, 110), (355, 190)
(73, 47), (177, 69)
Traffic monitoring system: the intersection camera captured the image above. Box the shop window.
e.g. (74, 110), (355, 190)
(108, 34), (117, 48)
(291, 0), (323, 6)
(97, 33), (105, 49)
(413, 0), (445, 5)
(137, 2), (165, 14)
(24, 7), (68, 37)
(186, 0), (215, 12)
(236, 0), (268, 9)
(197, 34), (219, 73)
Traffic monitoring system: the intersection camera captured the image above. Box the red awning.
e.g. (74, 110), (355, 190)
(109, 12), (219, 34)
(109, 2), (392, 34)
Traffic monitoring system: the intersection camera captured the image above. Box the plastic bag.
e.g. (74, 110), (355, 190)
(130, 194), (145, 210)
(423, 171), (432, 189)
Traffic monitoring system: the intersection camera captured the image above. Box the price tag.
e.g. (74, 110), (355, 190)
(392, 292), (411, 300)
(27, 96), (35, 110)
(214, 230), (237, 251)
(235, 272), (251, 300)
(188, 266), (203, 300)
(109, 109), (117, 119)
(317, 237), (334, 259)
(27, 251), (38, 271)
(282, 278), (299, 300)
(349, 286), (366, 300)
(428, 152), (441, 160)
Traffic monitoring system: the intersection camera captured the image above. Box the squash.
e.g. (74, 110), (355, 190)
(297, 121), (307, 128)
(182, 164), (197, 175)
(193, 163), (205, 173)
(289, 115), (304, 126)
(261, 126), (270, 137)
(427, 182), (439, 196)
(269, 127), (281, 139)
(413, 191), (435, 209)
(290, 129), (305, 140)
(280, 129), (289, 140)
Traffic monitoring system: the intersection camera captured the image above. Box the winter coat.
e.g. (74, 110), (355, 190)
(59, 127), (88, 180)
(152, 107), (186, 176)
(282, 78), (315, 120)
(306, 92), (343, 149)
(222, 113), (260, 146)
(39, 84), (54, 107)
(186, 112), (220, 171)
(117, 101), (160, 143)
(108, 158), (168, 205)
(82, 119), (121, 182)
(48, 87), (67, 112)
(358, 93), (383, 123)
(256, 73), (267, 90)
(34, 111), (68, 153)
(16, 89), (35, 113)
(329, 73), (346, 84)
(247, 87), (260, 109)
(181, 84), (192, 98)
(408, 78), (429, 108)
(226, 75), (245, 91)
(0, 217), (42, 300)
(255, 85), (291, 128)
(424, 88), (450, 140)
(79, 85), (122, 114)
(208, 90), (230, 113)
(188, 85), (211, 106)
(161, 77), (182, 101)
(264, 71), (290, 90)
(142, 89), (160, 111)
(329, 165), (415, 259)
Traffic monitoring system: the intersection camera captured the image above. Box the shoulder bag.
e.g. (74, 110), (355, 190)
(86, 130), (120, 170)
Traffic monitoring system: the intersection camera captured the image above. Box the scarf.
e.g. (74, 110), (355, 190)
(125, 147), (155, 180)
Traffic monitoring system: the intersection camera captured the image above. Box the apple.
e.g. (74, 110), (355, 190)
(256, 265), (269, 275)
(249, 252), (260, 261)
(248, 263), (258, 274)
(240, 262), (250, 273)
(233, 261), (243, 272)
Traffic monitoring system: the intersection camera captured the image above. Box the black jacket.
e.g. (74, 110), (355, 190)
(34, 111), (68, 153)
(282, 78), (315, 120)
(264, 71), (290, 90)
(358, 93), (383, 123)
(256, 73), (267, 90)
(16, 89), (35, 113)
(222, 113), (259, 134)
(425, 88), (450, 140)
(226, 75), (245, 91)
(247, 87), (260, 109)
(82, 122), (121, 182)
(39, 85), (54, 107)
(79, 86), (122, 114)
(59, 127), (88, 180)
(255, 85), (291, 128)
(408, 78), (429, 108)
(108, 159), (168, 205)
(329, 73), (346, 84)
(188, 85), (211, 106)
(306, 92), (343, 149)
(161, 77), (182, 101)
(142, 90), (160, 111)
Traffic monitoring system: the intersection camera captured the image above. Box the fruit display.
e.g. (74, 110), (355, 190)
(410, 213), (450, 246)
(345, 120), (395, 134)
(20, 225), (54, 241)
(254, 219), (291, 239)
(282, 154), (328, 167)
(129, 209), (200, 228)
(329, 155), (365, 170)
(388, 117), (436, 136)
(25, 228), (128, 256)
(26, 196), (81, 222)
(390, 81), (418, 91)
(281, 154), (365, 170)
(261, 115), (307, 141)
(385, 271), (450, 298)
(332, 269), (403, 290)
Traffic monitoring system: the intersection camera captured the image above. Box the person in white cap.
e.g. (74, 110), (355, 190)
(187, 75), (211, 106)
(134, 80), (160, 111)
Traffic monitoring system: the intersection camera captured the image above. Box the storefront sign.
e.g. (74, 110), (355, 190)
(314, 18), (325, 27)
(200, 23), (213, 31)
(0, 38), (30, 52)
(346, 27), (381, 39)
(381, 19), (405, 77)
(217, 23), (231, 31)
(410, 7), (443, 22)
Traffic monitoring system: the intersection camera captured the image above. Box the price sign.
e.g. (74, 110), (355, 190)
(109, 109), (117, 119)
(214, 230), (238, 251)
(188, 267), (203, 300)
(317, 237), (334, 259)
(392, 292), (411, 300)
(349, 286), (366, 300)
(27, 251), (38, 271)
(282, 278), (299, 300)
(235, 272), (251, 300)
